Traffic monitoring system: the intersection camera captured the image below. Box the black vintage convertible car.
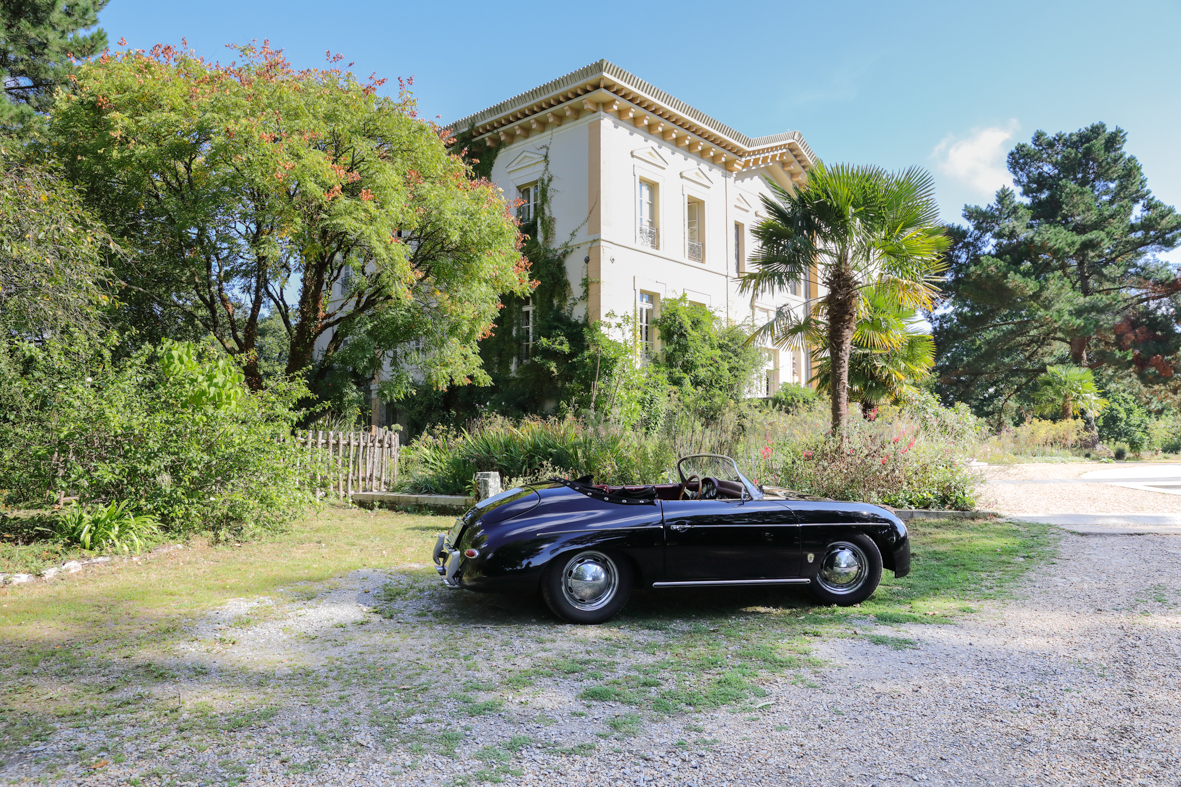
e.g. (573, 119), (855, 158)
(432, 455), (910, 624)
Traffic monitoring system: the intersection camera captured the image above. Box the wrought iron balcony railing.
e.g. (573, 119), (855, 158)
(687, 240), (703, 262)
(638, 225), (659, 249)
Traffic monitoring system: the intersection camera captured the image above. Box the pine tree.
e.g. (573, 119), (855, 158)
(934, 124), (1181, 426)
(0, 0), (108, 133)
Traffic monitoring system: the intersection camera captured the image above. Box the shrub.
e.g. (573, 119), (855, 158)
(755, 399), (982, 510)
(982, 418), (1085, 460)
(55, 501), (159, 554)
(0, 338), (319, 538)
(1114, 446), (1127, 461)
(1097, 388), (1151, 452)
(768, 383), (819, 415)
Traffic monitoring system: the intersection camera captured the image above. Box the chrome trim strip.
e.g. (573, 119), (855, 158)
(536, 526), (660, 536)
(651, 578), (811, 588)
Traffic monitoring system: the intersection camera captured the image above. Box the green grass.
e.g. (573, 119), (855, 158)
(0, 507), (1057, 782)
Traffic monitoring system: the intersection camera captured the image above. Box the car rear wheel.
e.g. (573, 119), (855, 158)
(808, 534), (882, 606)
(542, 550), (633, 624)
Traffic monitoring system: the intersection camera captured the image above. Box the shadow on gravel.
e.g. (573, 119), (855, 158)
(376, 570), (816, 629)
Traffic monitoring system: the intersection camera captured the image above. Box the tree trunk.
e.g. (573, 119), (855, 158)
(240, 351), (264, 392)
(1082, 410), (1101, 450)
(827, 282), (857, 438)
(1068, 342), (1101, 449)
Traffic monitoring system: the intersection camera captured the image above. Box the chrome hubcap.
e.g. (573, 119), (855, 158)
(817, 542), (867, 594)
(561, 551), (618, 612)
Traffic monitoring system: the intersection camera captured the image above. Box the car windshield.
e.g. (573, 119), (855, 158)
(677, 455), (742, 483)
(676, 454), (761, 499)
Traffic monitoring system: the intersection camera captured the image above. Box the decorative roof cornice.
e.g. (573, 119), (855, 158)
(446, 60), (815, 177)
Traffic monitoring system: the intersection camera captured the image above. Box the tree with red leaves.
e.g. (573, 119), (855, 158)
(47, 41), (528, 397)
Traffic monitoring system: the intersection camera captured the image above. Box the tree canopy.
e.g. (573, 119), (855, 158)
(0, 0), (108, 134)
(0, 150), (115, 338)
(934, 124), (1181, 423)
(47, 42), (528, 393)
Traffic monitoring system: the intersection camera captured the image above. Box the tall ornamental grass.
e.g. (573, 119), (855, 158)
(398, 391), (986, 510)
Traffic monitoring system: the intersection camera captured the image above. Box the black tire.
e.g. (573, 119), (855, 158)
(541, 549), (633, 624)
(808, 534), (883, 606)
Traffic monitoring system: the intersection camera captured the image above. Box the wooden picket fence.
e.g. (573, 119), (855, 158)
(295, 428), (399, 496)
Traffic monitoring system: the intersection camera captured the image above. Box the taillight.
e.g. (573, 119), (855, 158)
(464, 549), (479, 559)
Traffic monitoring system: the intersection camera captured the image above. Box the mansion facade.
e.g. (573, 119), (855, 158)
(450, 59), (820, 395)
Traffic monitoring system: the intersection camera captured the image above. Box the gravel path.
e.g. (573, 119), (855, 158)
(980, 462), (1181, 514)
(3, 533), (1179, 787)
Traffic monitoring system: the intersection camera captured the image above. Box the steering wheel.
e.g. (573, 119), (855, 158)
(699, 477), (719, 500)
(678, 474), (701, 500)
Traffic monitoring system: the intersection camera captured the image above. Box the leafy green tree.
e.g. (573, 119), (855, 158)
(934, 124), (1181, 424)
(0, 150), (115, 338)
(654, 296), (763, 420)
(1032, 365), (1106, 424)
(744, 163), (948, 434)
(1096, 385), (1151, 452)
(47, 43), (527, 394)
(0, 0), (108, 134)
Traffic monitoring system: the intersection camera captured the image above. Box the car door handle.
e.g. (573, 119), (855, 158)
(669, 521), (691, 532)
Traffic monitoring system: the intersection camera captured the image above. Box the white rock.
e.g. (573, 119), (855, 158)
(41, 566), (60, 580)
(62, 561), (83, 573)
(6, 573), (35, 585)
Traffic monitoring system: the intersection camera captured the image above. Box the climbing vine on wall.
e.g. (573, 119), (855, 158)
(395, 142), (592, 430)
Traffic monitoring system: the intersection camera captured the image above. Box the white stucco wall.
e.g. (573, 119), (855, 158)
(485, 110), (816, 391)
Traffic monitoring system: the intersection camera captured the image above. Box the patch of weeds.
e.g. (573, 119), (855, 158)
(216, 706), (278, 733)
(1131, 584), (1176, 609)
(605, 712), (643, 737)
(451, 693), (502, 716)
(503, 735), (531, 752)
(546, 741), (596, 756)
(865, 634), (919, 650)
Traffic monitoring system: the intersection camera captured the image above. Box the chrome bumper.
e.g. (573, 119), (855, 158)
(431, 533), (462, 588)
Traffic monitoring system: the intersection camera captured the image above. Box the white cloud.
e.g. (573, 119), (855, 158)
(932, 121), (1019, 196)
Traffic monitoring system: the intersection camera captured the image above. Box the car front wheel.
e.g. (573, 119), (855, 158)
(542, 550), (633, 624)
(809, 534), (883, 606)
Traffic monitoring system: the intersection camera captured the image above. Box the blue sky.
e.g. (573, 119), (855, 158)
(99, 0), (1180, 258)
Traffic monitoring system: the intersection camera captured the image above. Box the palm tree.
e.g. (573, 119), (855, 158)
(742, 163), (949, 434)
(811, 289), (935, 416)
(1033, 365), (1106, 422)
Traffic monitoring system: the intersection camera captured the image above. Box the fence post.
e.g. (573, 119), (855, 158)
(346, 431), (354, 497)
(476, 472), (501, 501)
(377, 430), (387, 491)
(367, 430), (375, 491)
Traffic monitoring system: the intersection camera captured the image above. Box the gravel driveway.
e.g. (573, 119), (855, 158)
(981, 462), (1181, 515)
(3, 531), (1179, 787)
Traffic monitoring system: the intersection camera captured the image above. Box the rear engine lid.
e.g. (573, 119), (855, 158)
(475, 486), (541, 525)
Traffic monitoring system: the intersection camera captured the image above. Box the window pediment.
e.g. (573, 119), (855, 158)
(734, 192), (754, 212)
(680, 167), (714, 189)
(506, 149), (546, 172)
(631, 147), (669, 170)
